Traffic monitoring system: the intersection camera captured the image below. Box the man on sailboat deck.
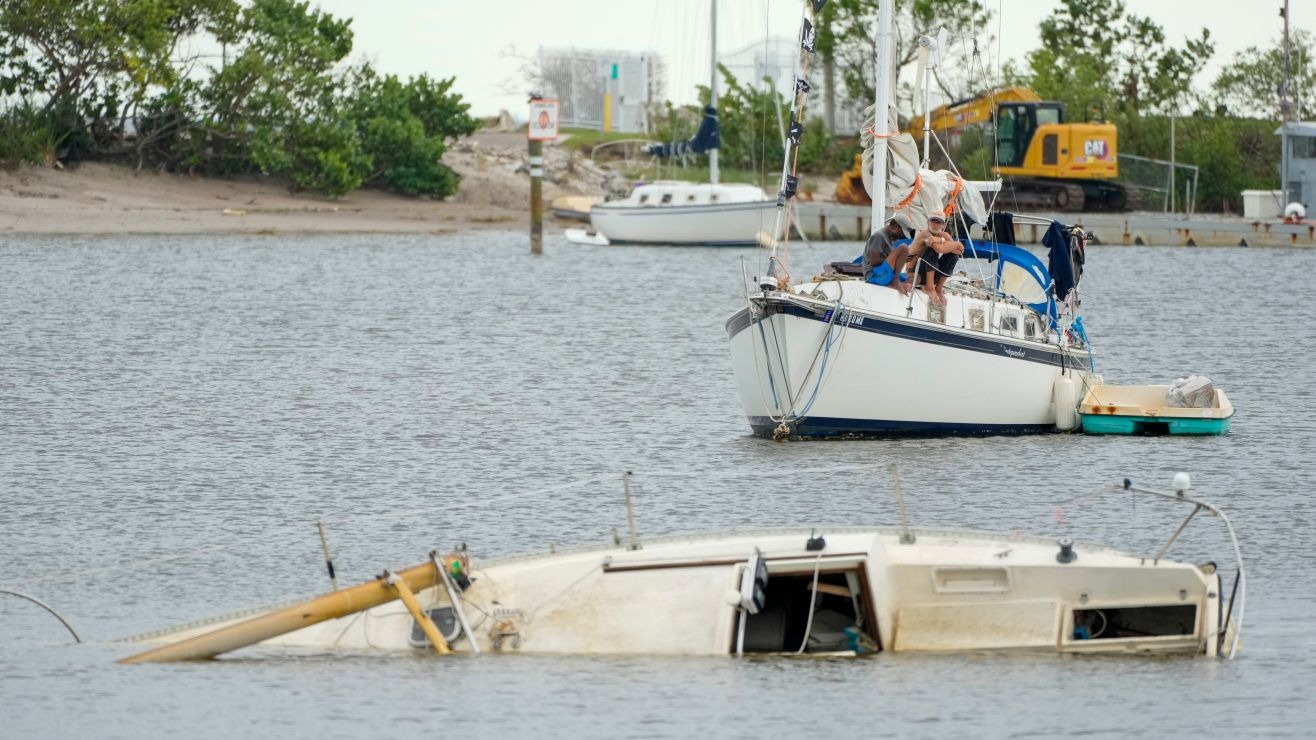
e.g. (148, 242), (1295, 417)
(861, 220), (912, 295)
(908, 213), (964, 305)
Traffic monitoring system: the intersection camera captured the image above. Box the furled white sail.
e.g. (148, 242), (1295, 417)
(859, 104), (988, 230)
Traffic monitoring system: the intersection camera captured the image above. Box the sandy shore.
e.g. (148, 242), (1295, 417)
(0, 132), (588, 236)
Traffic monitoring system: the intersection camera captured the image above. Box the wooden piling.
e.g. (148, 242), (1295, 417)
(529, 138), (543, 255)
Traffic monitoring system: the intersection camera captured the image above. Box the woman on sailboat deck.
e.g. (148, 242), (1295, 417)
(908, 214), (964, 306)
(862, 221), (913, 295)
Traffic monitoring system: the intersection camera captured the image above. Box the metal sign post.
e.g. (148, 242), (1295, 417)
(528, 98), (560, 255)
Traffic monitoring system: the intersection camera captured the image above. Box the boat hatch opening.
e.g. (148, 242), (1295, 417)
(1072, 605), (1197, 640)
(738, 569), (878, 654)
(408, 607), (464, 648)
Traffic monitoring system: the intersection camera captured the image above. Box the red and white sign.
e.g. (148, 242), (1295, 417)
(528, 99), (560, 141)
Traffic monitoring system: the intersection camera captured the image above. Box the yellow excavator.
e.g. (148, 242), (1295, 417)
(836, 87), (1129, 211)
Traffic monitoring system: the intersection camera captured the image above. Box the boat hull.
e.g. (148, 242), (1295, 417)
(126, 527), (1224, 659)
(1081, 414), (1233, 435)
(727, 294), (1091, 438)
(590, 200), (779, 246)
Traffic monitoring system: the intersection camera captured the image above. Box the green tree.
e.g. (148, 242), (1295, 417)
(1212, 30), (1315, 119)
(204, 0), (361, 190)
(698, 66), (787, 175)
(0, 0), (235, 158)
(346, 68), (479, 196)
(815, 0), (994, 116)
(1025, 0), (1212, 119)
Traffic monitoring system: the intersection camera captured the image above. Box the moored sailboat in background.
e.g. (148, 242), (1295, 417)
(726, 0), (1099, 438)
(566, 0), (777, 247)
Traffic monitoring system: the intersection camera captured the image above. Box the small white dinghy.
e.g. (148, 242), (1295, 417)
(563, 227), (611, 246)
(120, 473), (1244, 663)
(1080, 380), (1234, 435)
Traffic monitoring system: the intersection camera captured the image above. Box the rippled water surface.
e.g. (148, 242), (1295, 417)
(2, 233), (1314, 738)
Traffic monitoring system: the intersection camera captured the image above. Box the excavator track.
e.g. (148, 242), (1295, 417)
(997, 179), (1087, 212)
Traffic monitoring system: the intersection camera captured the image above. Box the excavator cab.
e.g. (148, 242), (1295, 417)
(993, 101), (1122, 210)
(994, 103), (1064, 168)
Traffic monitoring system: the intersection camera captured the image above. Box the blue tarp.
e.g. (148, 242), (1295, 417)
(645, 106), (720, 158)
(1043, 221), (1078, 303)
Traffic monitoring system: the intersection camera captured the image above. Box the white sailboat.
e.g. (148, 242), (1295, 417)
(726, 0), (1098, 438)
(119, 473), (1244, 661)
(566, 0), (778, 247)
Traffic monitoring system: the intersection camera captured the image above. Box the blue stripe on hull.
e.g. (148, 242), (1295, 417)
(748, 415), (1057, 439)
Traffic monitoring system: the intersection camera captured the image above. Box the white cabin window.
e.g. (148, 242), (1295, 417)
(639, 194), (649, 204)
(968, 308), (985, 332)
(1024, 317), (1038, 338)
(1000, 314), (1019, 334)
(661, 193), (673, 204)
(709, 194), (719, 203)
(687, 194), (697, 202)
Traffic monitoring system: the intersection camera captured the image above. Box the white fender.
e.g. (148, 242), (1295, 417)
(1054, 375), (1078, 431)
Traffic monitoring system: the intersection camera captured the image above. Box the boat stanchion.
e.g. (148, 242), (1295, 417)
(890, 464), (916, 544)
(317, 519), (338, 591)
(623, 471), (641, 551)
(384, 571), (451, 655)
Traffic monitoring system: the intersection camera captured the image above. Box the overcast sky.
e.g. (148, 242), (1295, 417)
(314, 0), (1313, 118)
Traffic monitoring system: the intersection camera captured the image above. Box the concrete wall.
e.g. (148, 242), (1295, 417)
(791, 203), (1316, 247)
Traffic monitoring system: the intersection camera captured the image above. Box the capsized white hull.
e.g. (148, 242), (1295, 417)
(726, 279), (1095, 437)
(129, 526), (1227, 658)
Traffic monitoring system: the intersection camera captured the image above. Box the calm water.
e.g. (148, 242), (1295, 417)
(2, 233), (1314, 738)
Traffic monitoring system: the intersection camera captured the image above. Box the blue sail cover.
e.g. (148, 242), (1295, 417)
(645, 106), (720, 158)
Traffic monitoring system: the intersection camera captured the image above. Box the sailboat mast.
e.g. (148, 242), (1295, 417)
(1280, 0), (1291, 205)
(709, 0), (720, 186)
(870, 0), (894, 235)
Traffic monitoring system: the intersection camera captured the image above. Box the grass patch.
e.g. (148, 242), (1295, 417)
(558, 127), (654, 155)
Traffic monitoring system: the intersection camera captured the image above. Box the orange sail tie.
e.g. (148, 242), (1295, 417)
(944, 176), (965, 217)
(895, 172), (923, 211)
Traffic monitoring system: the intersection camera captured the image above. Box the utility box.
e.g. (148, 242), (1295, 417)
(1276, 122), (1316, 214)
(1241, 190), (1284, 219)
